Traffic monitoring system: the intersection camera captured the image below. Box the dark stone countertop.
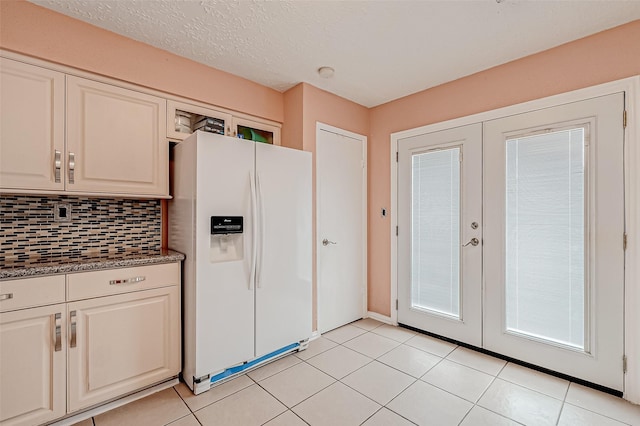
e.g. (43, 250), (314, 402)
(0, 249), (185, 280)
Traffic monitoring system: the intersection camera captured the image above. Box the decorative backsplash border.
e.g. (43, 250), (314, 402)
(0, 195), (161, 267)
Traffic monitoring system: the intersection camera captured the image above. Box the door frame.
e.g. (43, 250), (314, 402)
(390, 75), (640, 403)
(316, 122), (368, 331)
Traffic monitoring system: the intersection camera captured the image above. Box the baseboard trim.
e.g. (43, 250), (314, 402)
(48, 377), (179, 426)
(366, 311), (394, 325)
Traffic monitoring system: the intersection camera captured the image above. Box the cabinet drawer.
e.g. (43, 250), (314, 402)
(0, 275), (66, 312)
(67, 263), (180, 301)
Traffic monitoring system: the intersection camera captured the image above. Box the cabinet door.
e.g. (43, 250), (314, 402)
(0, 58), (65, 191)
(167, 99), (232, 140)
(231, 116), (281, 146)
(66, 76), (168, 196)
(0, 304), (66, 426)
(67, 286), (180, 412)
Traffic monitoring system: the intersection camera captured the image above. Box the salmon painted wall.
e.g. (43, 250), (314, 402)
(282, 84), (304, 151)
(368, 19), (640, 316)
(282, 83), (369, 330)
(301, 83), (369, 151)
(0, 0), (283, 122)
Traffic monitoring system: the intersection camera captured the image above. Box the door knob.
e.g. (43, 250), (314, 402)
(322, 238), (337, 246)
(462, 238), (479, 247)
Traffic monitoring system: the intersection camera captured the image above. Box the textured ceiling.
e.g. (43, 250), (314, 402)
(30, 0), (640, 107)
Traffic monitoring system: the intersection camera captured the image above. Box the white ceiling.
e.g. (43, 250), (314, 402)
(30, 0), (640, 108)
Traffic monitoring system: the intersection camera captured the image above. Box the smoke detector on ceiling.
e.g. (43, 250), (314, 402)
(318, 66), (335, 78)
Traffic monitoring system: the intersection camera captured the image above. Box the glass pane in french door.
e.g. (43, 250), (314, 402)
(505, 128), (586, 349)
(411, 148), (461, 318)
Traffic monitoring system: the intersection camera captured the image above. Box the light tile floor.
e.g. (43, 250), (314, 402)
(75, 319), (640, 426)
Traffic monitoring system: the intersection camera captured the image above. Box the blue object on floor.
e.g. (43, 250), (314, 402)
(210, 342), (300, 385)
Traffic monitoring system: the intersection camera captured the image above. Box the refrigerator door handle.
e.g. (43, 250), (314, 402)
(256, 173), (266, 288)
(249, 171), (257, 290)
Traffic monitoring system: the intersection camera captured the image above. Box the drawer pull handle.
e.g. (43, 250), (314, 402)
(54, 313), (62, 352)
(70, 310), (77, 348)
(0, 293), (13, 301)
(109, 276), (146, 285)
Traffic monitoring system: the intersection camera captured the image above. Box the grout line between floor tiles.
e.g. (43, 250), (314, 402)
(163, 413), (200, 426)
(358, 406), (385, 425)
(555, 403), (565, 426)
(289, 409), (311, 426)
(376, 352), (440, 379)
(172, 385), (192, 413)
(454, 403), (474, 426)
(381, 400), (422, 425)
(254, 360), (337, 412)
(561, 401), (635, 426)
(554, 378), (573, 426)
(338, 363), (416, 408)
(470, 374), (551, 426)
(257, 406), (290, 426)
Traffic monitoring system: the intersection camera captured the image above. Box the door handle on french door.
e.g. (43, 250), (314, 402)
(462, 238), (480, 247)
(322, 239), (337, 246)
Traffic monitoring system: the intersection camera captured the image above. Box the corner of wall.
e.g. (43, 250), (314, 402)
(282, 83), (304, 150)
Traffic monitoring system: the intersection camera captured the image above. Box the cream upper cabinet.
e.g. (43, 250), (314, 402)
(167, 99), (281, 145)
(66, 76), (168, 196)
(167, 99), (232, 140)
(0, 58), (65, 191)
(231, 116), (281, 146)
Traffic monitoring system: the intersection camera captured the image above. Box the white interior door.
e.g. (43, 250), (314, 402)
(317, 125), (367, 333)
(255, 143), (312, 357)
(483, 93), (625, 391)
(397, 124), (483, 346)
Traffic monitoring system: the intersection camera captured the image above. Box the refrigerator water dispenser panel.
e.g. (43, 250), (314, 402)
(210, 216), (244, 263)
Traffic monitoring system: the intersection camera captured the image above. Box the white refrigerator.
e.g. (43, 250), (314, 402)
(169, 132), (312, 394)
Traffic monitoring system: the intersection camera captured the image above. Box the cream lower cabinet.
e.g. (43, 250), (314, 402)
(0, 304), (67, 426)
(67, 286), (181, 412)
(0, 263), (181, 425)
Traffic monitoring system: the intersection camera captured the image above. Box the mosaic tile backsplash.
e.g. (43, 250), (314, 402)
(1, 195), (161, 267)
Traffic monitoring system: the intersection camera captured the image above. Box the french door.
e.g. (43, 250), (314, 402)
(397, 123), (483, 346)
(397, 93), (625, 391)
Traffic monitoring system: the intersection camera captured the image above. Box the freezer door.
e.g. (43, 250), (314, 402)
(194, 134), (256, 376)
(254, 143), (313, 357)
